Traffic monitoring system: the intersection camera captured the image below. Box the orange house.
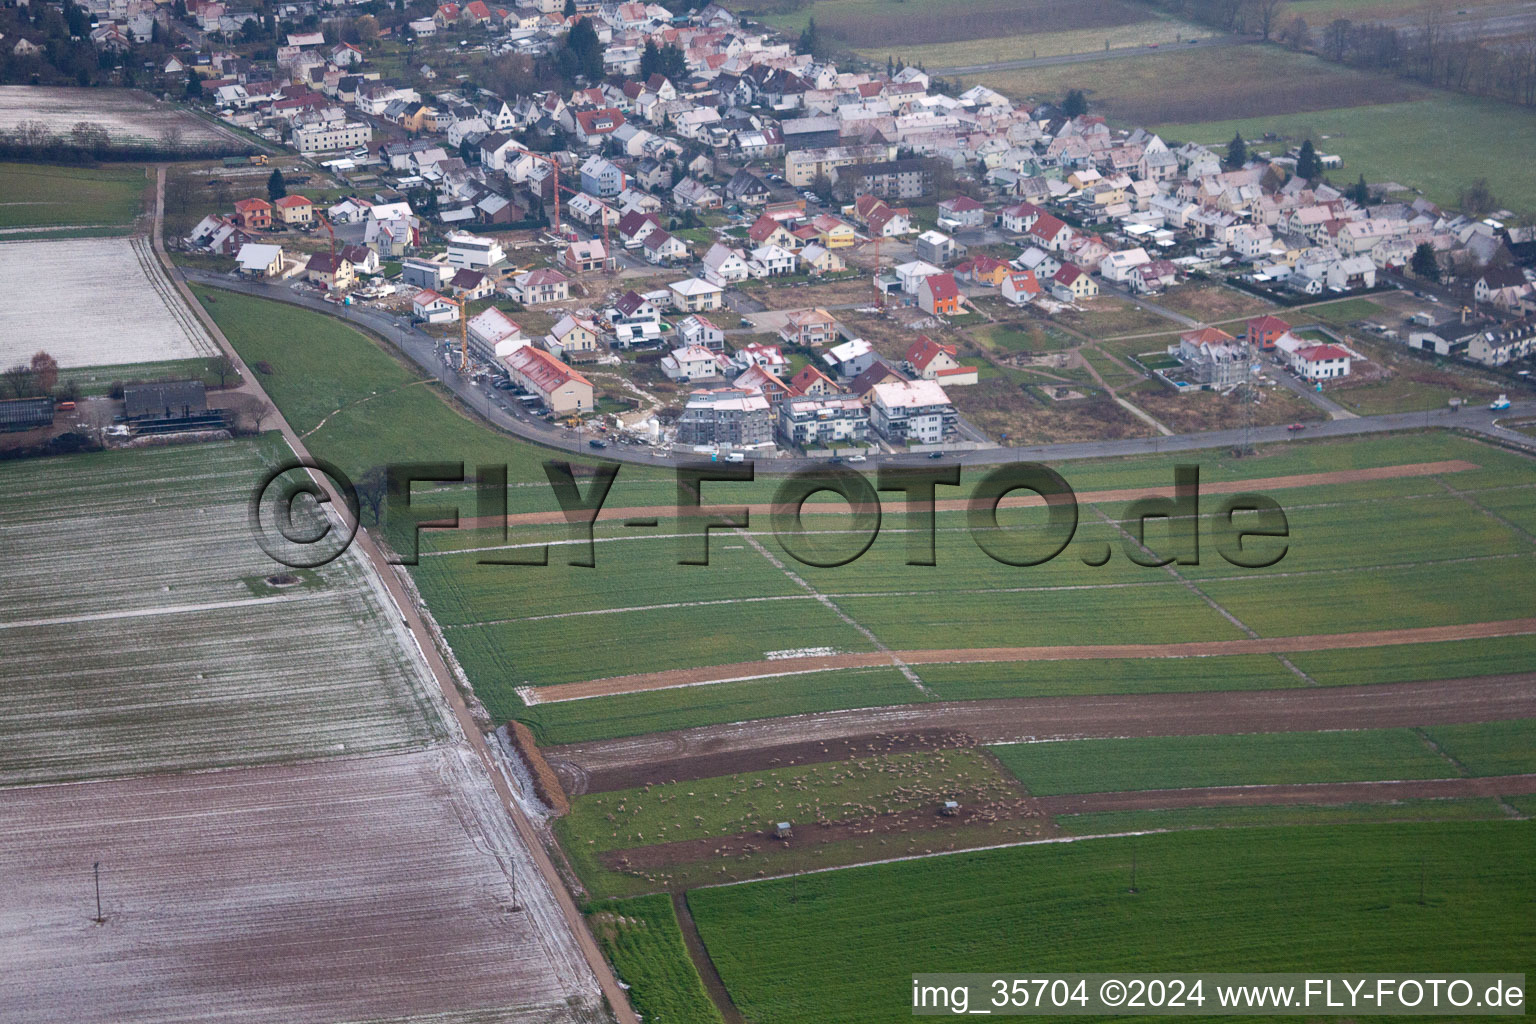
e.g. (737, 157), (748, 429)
(918, 272), (962, 316)
(233, 197), (272, 230)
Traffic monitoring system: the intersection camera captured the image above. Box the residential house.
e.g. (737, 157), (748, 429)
(1099, 247), (1151, 283)
(1175, 327), (1249, 389)
(869, 379), (954, 445)
(1288, 342), (1352, 381)
(273, 194), (314, 227)
(1051, 263), (1098, 302)
(503, 345), (593, 415)
(959, 255), (1011, 288)
(701, 243), (751, 286)
(668, 278), (724, 312)
(937, 195), (986, 230)
(823, 338), (876, 379)
(747, 244), (797, 278)
(547, 314), (601, 363)
(447, 268), (495, 301)
(678, 314), (725, 352)
(579, 155), (626, 197)
(673, 177), (722, 211)
(725, 169), (771, 207)
(790, 365), (838, 396)
(729, 342), (789, 374)
(467, 307), (526, 363)
(799, 244), (845, 276)
(1129, 259), (1178, 294)
(304, 252), (354, 291)
(779, 307), (838, 347)
(642, 229), (689, 265)
(232, 198), (272, 230)
(412, 289), (459, 323)
(913, 230), (959, 267)
(1000, 269), (1042, 306)
(904, 336), (978, 386)
(1246, 314), (1291, 351)
(1474, 266), (1532, 311)
(446, 232), (505, 269)
(918, 272), (962, 315)
(507, 267), (570, 305)
(812, 214), (856, 248)
(564, 239), (608, 273)
(779, 394), (869, 447)
(609, 290), (663, 347)
(661, 344), (726, 381)
(235, 243), (285, 277)
(748, 213), (797, 250)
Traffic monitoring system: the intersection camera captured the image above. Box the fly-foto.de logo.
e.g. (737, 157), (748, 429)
(250, 459), (1290, 571)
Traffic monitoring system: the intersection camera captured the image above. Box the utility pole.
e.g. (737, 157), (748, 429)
(93, 862), (104, 924)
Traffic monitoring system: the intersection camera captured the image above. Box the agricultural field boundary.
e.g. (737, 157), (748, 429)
(524, 617), (1536, 704)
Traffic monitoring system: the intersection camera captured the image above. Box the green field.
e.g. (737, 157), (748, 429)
(60, 356), (236, 396)
(690, 821), (1536, 1024)
(991, 728), (1461, 796)
(1156, 93), (1536, 213)
(587, 895), (723, 1024)
(0, 162), (146, 230)
(1053, 798), (1515, 835)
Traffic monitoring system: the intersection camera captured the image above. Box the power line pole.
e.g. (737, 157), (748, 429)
(93, 862), (104, 924)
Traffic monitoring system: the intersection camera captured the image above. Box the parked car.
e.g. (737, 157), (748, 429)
(1287, 422), (1307, 431)
(588, 439), (608, 448)
(847, 454), (867, 463)
(928, 451), (945, 459)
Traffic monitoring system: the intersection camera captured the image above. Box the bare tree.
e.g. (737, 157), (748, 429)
(355, 466), (388, 525)
(1253, 0), (1284, 41)
(1323, 18), (1352, 61)
(160, 124), (185, 153)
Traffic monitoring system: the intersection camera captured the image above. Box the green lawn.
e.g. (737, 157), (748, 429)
(991, 728), (1458, 796)
(0, 162), (146, 230)
(588, 895), (724, 1024)
(691, 821), (1536, 1024)
(1424, 719), (1536, 777)
(1156, 92), (1536, 213)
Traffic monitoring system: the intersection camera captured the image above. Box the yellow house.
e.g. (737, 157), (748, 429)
(812, 215), (855, 249)
(304, 252), (354, 291)
(1067, 168), (1102, 190)
(273, 194), (314, 227)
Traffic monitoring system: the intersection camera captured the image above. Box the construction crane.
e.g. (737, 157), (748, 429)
(527, 152), (565, 237)
(527, 151), (615, 271)
(454, 293), (469, 372)
(315, 209), (336, 262)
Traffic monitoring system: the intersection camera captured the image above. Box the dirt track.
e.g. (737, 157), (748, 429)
(468, 460), (1478, 530)
(1036, 773), (1536, 815)
(526, 617), (1536, 704)
(547, 674), (1536, 794)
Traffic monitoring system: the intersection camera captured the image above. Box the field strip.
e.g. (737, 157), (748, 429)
(0, 592), (319, 630)
(457, 460), (1480, 530)
(544, 675), (1536, 794)
(1034, 774), (1536, 815)
(451, 553), (1526, 629)
(522, 617), (1536, 704)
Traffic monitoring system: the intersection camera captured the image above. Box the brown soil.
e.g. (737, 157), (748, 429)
(1037, 773), (1536, 815)
(466, 459), (1479, 532)
(545, 674), (1536, 794)
(528, 615), (1536, 705)
(601, 796), (1052, 872)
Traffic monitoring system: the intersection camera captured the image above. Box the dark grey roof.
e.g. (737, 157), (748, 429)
(123, 380), (207, 420)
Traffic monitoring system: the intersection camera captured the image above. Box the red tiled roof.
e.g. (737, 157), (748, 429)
(922, 273), (959, 301)
(1248, 314), (1291, 333)
(1297, 344), (1350, 362)
(274, 194), (312, 208)
(1181, 326), (1236, 345)
(506, 345), (591, 392)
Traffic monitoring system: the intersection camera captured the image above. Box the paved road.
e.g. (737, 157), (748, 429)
(180, 269), (1536, 471)
(930, 35), (1242, 76)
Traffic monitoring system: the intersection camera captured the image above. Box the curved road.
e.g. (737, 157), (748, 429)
(180, 268), (1536, 471)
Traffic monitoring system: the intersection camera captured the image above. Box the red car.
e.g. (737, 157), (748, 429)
(1287, 423), (1307, 432)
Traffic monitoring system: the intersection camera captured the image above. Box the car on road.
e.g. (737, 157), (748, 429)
(827, 456), (844, 464)
(739, 317), (754, 327)
(1287, 422), (1307, 431)
(588, 439), (608, 449)
(928, 451), (946, 459)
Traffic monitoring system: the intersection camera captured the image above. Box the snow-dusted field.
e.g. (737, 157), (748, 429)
(0, 749), (602, 1024)
(0, 437), (605, 1021)
(0, 86), (228, 147)
(0, 235), (219, 369)
(0, 439), (443, 782)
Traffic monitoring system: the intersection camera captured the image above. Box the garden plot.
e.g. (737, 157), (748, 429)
(0, 235), (218, 368)
(0, 439), (443, 784)
(0, 86), (229, 149)
(0, 748), (603, 1024)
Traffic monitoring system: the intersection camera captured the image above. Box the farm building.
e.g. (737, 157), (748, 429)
(0, 396), (54, 432)
(122, 381), (222, 432)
